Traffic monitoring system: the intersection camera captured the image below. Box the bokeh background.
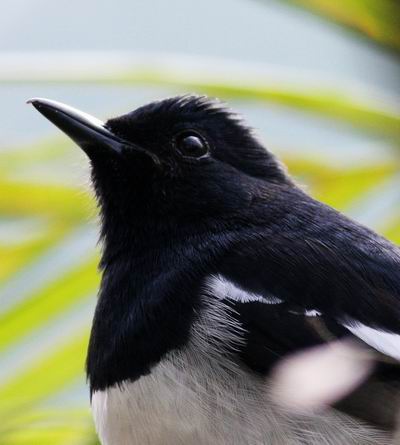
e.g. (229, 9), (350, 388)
(1, 1), (399, 444)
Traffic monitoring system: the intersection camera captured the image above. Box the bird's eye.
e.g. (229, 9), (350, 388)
(174, 132), (209, 158)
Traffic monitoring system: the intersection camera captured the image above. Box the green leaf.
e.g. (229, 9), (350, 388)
(0, 224), (69, 282)
(286, 158), (399, 209)
(2, 54), (399, 142)
(0, 257), (98, 351)
(277, 0), (400, 54)
(0, 180), (95, 222)
(1, 409), (97, 445)
(0, 332), (89, 424)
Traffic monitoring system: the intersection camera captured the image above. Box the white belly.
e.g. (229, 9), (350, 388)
(91, 295), (389, 445)
(91, 352), (283, 445)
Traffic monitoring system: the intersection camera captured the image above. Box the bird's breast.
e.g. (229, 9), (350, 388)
(90, 293), (271, 445)
(91, 281), (389, 445)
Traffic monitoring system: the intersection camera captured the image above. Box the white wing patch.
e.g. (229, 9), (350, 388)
(345, 323), (400, 361)
(304, 310), (321, 317)
(206, 274), (282, 304)
(207, 275), (400, 362)
(299, 310), (400, 362)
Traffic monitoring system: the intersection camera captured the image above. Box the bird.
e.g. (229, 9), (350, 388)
(28, 95), (400, 445)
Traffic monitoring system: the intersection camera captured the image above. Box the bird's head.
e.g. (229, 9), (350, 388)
(29, 95), (292, 249)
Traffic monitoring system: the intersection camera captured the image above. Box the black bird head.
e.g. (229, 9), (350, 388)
(28, 95), (298, 389)
(28, 95), (292, 244)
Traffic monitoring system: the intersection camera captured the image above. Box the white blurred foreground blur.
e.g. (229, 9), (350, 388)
(270, 340), (375, 413)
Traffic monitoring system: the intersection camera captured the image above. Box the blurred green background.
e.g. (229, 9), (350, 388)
(0, 0), (399, 444)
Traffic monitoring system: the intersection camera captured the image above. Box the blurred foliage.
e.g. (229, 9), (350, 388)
(0, 1), (399, 444)
(279, 0), (400, 54)
(122, 70), (400, 143)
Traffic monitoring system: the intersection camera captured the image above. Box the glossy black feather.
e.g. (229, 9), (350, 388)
(85, 95), (400, 430)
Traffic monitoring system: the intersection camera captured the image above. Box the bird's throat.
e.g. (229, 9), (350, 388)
(86, 245), (202, 394)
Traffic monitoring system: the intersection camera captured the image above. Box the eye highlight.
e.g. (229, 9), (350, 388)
(174, 131), (209, 159)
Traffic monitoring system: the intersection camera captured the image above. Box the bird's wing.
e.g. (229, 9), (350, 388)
(215, 231), (400, 360)
(208, 187), (400, 427)
(216, 198), (400, 337)
(206, 273), (400, 430)
(344, 323), (400, 361)
(207, 273), (400, 364)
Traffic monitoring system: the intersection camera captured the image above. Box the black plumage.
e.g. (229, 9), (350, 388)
(29, 95), (400, 444)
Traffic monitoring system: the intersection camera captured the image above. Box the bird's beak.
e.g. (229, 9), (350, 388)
(27, 98), (128, 157)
